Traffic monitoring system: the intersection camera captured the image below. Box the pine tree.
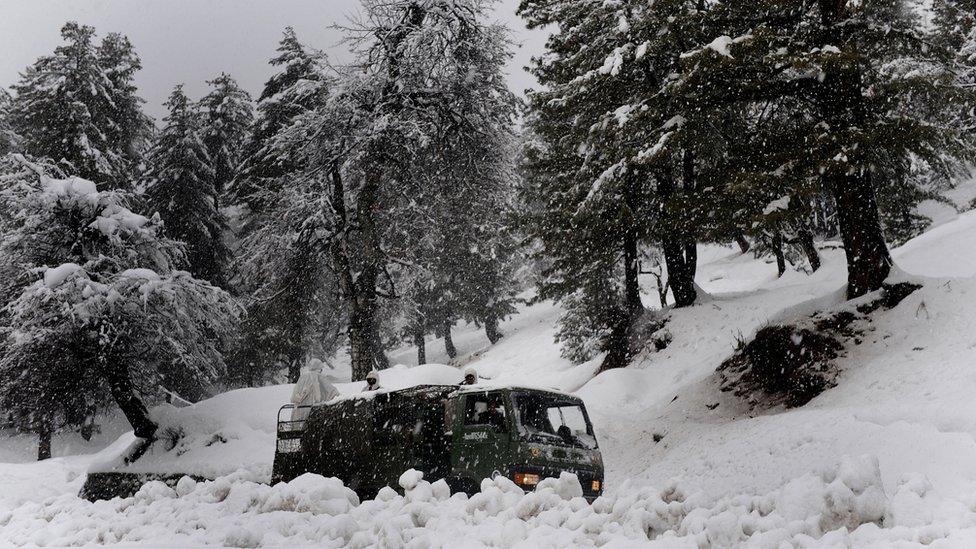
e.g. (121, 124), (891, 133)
(933, 0), (976, 53)
(144, 85), (230, 286)
(395, 15), (521, 358)
(0, 155), (239, 458)
(9, 23), (151, 189)
(233, 27), (328, 218)
(518, 0), (710, 366)
(0, 89), (20, 155)
(199, 73), (253, 198)
(97, 32), (154, 178)
(233, 235), (343, 384)
(230, 29), (337, 384)
(673, 0), (976, 298)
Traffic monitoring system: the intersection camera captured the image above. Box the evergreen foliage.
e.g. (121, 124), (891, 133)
(517, 0), (699, 365)
(199, 73), (253, 198)
(0, 89), (21, 155)
(233, 27), (328, 218)
(230, 29), (339, 384)
(144, 86), (230, 286)
(671, 0), (976, 297)
(0, 154), (239, 450)
(8, 23), (152, 189)
(256, 0), (521, 380)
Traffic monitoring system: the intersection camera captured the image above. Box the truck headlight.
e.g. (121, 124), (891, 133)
(514, 472), (540, 486)
(277, 438), (301, 453)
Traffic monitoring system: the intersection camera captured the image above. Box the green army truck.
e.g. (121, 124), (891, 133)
(272, 385), (604, 501)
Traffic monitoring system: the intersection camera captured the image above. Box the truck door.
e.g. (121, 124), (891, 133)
(416, 400), (450, 480)
(455, 391), (512, 482)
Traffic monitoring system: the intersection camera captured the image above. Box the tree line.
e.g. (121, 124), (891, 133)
(518, 0), (976, 367)
(0, 2), (520, 458)
(1, 0), (975, 458)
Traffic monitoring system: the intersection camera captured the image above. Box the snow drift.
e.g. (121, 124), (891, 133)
(9, 456), (976, 547)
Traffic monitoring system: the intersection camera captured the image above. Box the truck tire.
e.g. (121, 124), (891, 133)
(447, 477), (480, 497)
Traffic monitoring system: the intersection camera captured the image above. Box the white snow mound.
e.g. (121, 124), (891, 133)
(4, 456), (976, 547)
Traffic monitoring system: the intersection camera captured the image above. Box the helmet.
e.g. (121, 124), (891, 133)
(463, 367), (477, 383)
(366, 370), (379, 383)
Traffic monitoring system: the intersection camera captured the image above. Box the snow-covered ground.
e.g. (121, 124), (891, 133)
(6, 209), (976, 546)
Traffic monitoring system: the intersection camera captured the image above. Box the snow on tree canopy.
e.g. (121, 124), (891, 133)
(42, 263), (84, 288)
(0, 153), (240, 442)
(42, 175), (97, 201)
(763, 195), (791, 215)
(681, 33), (753, 59)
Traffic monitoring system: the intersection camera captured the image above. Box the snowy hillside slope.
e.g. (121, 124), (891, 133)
(5, 210), (976, 545)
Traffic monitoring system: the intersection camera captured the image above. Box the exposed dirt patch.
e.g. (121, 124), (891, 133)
(718, 282), (921, 409)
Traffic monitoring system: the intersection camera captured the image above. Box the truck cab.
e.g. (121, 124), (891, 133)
(272, 384), (604, 501)
(450, 387), (603, 497)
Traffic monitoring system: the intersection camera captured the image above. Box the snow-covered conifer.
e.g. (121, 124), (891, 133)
(230, 29), (337, 384)
(518, 0), (702, 366)
(199, 73), (252, 198)
(144, 85), (230, 286)
(0, 89), (20, 155)
(9, 23), (151, 189)
(673, 0), (976, 297)
(395, 16), (521, 357)
(233, 27), (328, 217)
(97, 32), (154, 179)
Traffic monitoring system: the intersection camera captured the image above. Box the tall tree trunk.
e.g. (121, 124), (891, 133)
(330, 165), (389, 381)
(798, 229), (821, 272)
(288, 353), (302, 383)
(602, 177), (644, 372)
(663, 241), (697, 307)
(103, 363), (157, 440)
(79, 405), (96, 441)
(623, 231), (643, 315)
(817, 0), (892, 298)
(484, 316), (502, 344)
(681, 150), (699, 285)
(772, 232), (786, 277)
(414, 326), (427, 365)
(654, 273), (668, 308)
(350, 170), (390, 378)
(657, 164), (697, 308)
(37, 420), (52, 461)
(684, 241), (698, 281)
(735, 234), (751, 254)
(598, 312), (632, 372)
(348, 293), (389, 379)
(830, 171), (891, 297)
(443, 322), (457, 359)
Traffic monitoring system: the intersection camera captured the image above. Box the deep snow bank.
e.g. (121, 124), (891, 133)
(7, 456), (975, 547)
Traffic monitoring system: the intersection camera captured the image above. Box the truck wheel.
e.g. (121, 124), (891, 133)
(447, 477), (480, 497)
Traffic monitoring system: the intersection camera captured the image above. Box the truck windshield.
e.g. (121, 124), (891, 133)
(513, 393), (597, 449)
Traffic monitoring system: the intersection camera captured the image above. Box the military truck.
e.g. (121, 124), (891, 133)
(272, 385), (604, 501)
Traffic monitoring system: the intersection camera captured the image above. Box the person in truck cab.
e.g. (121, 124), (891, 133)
(363, 370), (381, 392)
(477, 399), (506, 430)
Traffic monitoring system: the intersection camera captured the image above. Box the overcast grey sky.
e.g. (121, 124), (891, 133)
(0, 0), (546, 120)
